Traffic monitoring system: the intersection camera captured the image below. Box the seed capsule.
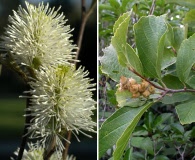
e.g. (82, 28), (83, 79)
(129, 84), (139, 93)
(142, 89), (150, 98)
(132, 92), (140, 98)
(148, 85), (155, 94)
(142, 80), (149, 88)
(138, 83), (146, 92)
(128, 78), (136, 85)
(120, 76), (128, 85)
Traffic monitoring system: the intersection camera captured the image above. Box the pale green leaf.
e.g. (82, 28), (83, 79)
(113, 102), (153, 160)
(100, 45), (139, 82)
(134, 15), (168, 78)
(176, 33), (195, 83)
(116, 90), (146, 107)
(111, 12), (143, 74)
(113, 12), (130, 34)
(165, 0), (195, 8)
(176, 100), (195, 124)
(112, 12), (130, 67)
(183, 9), (195, 27)
(161, 92), (195, 104)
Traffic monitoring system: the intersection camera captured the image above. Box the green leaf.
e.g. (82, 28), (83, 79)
(176, 100), (195, 124)
(161, 48), (176, 70)
(116, 90), (146, 108)
(183, 9), (195, 27)
(113, 102), (153, 160)
(134, 15), (168, 78)
(164, 23), (174, 47)
(131, 137), (154, 155)
(133, 126), (148, 136)
(165, 0), (195, 8)
(161, 92), (195, 104)
(99, 106), (144, 157)
(145, 112), (155, 131)
(172, 27), (185, 52)
(132, 152), (145, 159)
(176, 33), (195, 83)
(186, 72), (195, 89)
(107, 90), (118, 105)
(171, 123), (184, 134)
(162, 75), (183, 89)
(123, 148), (133, 160)
(99, 107), (131, 157)
(109, 0), (121, 9)
(100, 45), (138, 82)
(153, 113), (172, 127)
(121, 0), (135, 13)
(99, 4), (114, 12)
(112, 12), (143, 74)
(153, 155), (169, 160)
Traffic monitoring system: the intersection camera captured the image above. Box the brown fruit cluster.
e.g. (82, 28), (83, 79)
(119, 76), (155, 98)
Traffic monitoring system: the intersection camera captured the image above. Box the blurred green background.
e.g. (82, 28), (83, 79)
(0, 0), (97, 159)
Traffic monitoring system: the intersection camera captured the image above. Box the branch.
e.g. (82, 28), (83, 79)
(74, 0), (97, 64)
(128, 67), (166, 91)
(128, 67), (195, 98)
(149, 0), (156, 15)
(43, 137), (56, 160)
(17, 89), (31, 160)
(62, 1), (96, 158)
(62, 131), (72, 160)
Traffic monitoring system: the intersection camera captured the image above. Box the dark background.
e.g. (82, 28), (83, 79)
(0, 0), (97, 159)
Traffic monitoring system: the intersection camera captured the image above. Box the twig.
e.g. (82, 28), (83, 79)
(175, 144), (186, 160)
(171, 46), (177, 55)
(43, 136), (56, 160)
(17, 93), (31, 160)
(43, 147), (56, 160)
(128, 67), (166, 91)
(62, 1), (96, 158)
(149, 0), (156, 15)
(74, 0), (97, 65)
(62, 131), (72, 160)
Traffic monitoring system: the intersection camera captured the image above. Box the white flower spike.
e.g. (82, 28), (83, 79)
(26, 65), (96, 153)
(1, 2), (77, 69)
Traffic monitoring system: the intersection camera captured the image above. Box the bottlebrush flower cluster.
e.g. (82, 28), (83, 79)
(1, 1), (96, 159)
